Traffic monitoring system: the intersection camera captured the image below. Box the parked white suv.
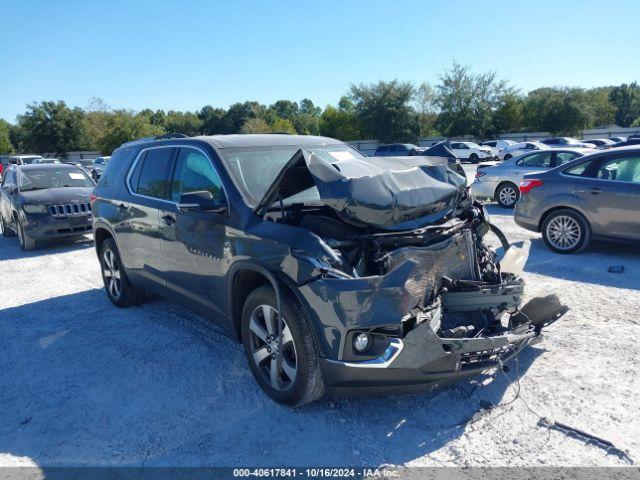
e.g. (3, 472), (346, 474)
(481, 140), (517, 156)
(449, 142), (493, 163)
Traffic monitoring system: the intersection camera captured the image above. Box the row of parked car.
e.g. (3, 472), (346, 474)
(375, 135), (639, 164)
(0, 154), (110, 182)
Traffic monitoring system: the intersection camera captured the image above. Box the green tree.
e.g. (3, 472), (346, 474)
(98, 110), (165, 154)
(198, 106), (226, 134)
(240, 117), (272, 133)
(163, 111), (203, 136)
(319, 98), (362, 140)
(609, 82), (640, 127)
(349, 80), (420, 143)
(436, 62), (515, 139)
(492, 93), (524, 134)
(83, 97), (112, 152)
(222, 101), (265, 133)
(523, 88), (592, 135)
(270, 117), (297, 134)
(586, 87), (615, 127)
(0, 120), (14, 154)
(414, 82), (439, 137)
(17, 101), (87, 156)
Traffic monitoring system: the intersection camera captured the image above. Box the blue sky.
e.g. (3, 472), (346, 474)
(1, 0), (639, 122)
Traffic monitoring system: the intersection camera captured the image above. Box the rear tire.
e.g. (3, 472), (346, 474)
(241, 286), (325, 407)
(17, 218), (36, 250)
(99, 238), (145, 307)
(495, 182), (520, 208)
(504, 154), (512, 160)
(542, 209), (591, 254)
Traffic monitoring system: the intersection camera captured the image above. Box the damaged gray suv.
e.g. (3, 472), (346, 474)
(92, 134), (567, 406)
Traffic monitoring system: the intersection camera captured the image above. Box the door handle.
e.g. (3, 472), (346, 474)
(588, 187), (603, 195)
(161, 214), (176, 226)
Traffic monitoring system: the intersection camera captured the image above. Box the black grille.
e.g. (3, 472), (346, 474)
(49, 202), (92, 217)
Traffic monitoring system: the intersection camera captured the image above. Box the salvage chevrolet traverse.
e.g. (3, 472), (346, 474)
(92, 134), (567, 406)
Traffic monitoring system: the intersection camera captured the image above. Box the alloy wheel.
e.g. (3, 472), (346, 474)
(546, 215), (581, 250)
(499, 185), (518, 206)
(248, 304), (297, 392)
(102, 248), (122, 299)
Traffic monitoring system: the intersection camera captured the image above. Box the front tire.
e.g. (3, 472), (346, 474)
(17, 218), (36, 250)
(495, 182), (520, 208)
(504, 154), (512, 160)
(99, 238), (145, 307)
(542, 209), (591, 254)
(469, 153), (479, 164)
(241, 286), (325, 407)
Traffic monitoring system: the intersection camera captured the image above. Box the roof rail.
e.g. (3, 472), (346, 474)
(119, 133), (188, 148)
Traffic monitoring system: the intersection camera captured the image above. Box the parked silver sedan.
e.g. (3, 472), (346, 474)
(515, 146), (640, 253)
(471, 148), (593, 207)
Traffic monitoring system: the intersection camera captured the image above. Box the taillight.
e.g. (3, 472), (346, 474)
(519, 179), (543, 194)
(475, 170), (486, 178)
(89, 194), (97, 204)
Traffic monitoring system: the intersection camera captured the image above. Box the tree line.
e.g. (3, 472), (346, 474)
(1, 63), (639, 157)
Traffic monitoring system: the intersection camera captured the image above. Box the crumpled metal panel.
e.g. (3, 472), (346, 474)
(386, 230), (478, 306)
(306, 153), (467, 229)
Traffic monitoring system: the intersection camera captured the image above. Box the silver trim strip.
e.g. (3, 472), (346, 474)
(124, 144), (230, 211)
(326, 338), (404, 369)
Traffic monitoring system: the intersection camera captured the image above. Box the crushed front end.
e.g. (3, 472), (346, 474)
(259, 150), (568, 394)
(290, 201), (567, 395)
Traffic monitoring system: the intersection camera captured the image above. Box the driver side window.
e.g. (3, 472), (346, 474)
(170, 148), (225, 203)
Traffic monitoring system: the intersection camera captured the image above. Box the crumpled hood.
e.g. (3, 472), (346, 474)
(255, 150), (467, 230)
(19, 187), (93, 204)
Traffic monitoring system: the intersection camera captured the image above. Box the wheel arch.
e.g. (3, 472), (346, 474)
(538, 205), (591, 232)
(227, 261), (313, 345)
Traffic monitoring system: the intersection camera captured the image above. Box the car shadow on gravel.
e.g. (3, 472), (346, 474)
(0, 235), (93, 261)
(0, 288), (543, 467)
(525, 238), (640, 290)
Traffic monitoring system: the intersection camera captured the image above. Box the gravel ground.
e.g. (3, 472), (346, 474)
(1, 181), (639, 467)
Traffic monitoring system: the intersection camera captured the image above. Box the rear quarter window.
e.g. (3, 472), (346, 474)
(97, 148), (136, 189)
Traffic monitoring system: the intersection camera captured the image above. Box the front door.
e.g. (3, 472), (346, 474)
(158, 146), (229, 317)
(575, 152), (640, 240)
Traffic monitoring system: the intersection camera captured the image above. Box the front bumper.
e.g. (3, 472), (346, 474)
(321, 327), (536, 395)
(22, 213), (93, 239)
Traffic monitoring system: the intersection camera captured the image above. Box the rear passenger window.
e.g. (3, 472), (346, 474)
(564, 160), (592, 176)
(133, 148), (174, 199)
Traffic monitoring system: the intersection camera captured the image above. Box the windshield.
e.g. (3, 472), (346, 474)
(219, 144), (365, 207)
(19, 168), (94, 191)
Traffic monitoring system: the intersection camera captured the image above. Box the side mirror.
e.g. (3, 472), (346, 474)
(177, 190), (226, 214)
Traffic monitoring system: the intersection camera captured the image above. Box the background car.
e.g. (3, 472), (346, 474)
(583, 138), (615, 149)
(611, 137), (640, 148)
(471, 148), (591, 207)
(540, 137), (594, 148)
(449, 141), (492, 163)
(87, 156), (110, 180)
(374, 143), (422, 156)
(0, 163), (95, 250)
(31, 158), (61, 164)
(609, 136), (627, 143)
(497, 141), (549, 161)
(515, 147), (640, 253)
(480, 139), (517, 156)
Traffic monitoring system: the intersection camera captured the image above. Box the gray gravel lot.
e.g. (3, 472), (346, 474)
(0, 191), (638, 467)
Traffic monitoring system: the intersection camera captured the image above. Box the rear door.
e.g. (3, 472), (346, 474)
(115, 146), (176, 289)
(574, 152), (640, 239)
(158, 146), (229, 317)
(506, 151), (553, 183)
